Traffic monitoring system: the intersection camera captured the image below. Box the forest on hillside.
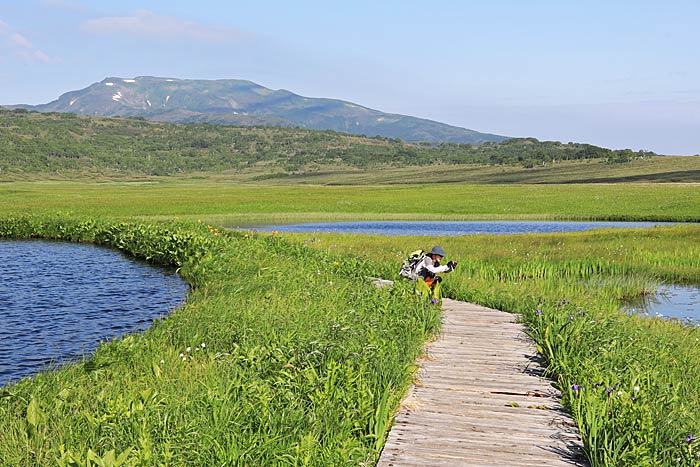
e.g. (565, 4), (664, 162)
(0, 108), (655, 176)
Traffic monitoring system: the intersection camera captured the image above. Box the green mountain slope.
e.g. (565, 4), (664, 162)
(11, 76), (508, 144)
(1, 108), (664, 180)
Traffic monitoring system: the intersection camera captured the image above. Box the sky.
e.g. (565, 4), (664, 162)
(1, 0), (699, 155)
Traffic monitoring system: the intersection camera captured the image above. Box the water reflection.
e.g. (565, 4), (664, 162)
(623, 284), (700, 325)
(0, 240), (189, 386)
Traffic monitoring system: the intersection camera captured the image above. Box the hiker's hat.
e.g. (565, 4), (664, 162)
(428, 246), (446, 257)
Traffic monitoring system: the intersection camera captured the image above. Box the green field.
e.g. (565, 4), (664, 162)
(1, 180), (700, 466)
(2, 181), (700, 224)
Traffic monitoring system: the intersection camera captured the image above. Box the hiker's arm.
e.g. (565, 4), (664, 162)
(424, 262), (451, 274)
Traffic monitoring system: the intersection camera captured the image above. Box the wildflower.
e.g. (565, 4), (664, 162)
(201, 342), (206, 348)
(160, 359), (165, 365)
(179, 353), (184, 358)
(617, 391), (623, 396)
(687, 433), (695, 443)
(571, 384), (580, 392)
(333, 261), (340, 266)
(535, 309), (543, 316)
(186, 347), (191, 353)
(430, 298), (438, 305)
(634, 386), (640, 392)
(182, 356), (187, 361)
(578, 311), (585, 317)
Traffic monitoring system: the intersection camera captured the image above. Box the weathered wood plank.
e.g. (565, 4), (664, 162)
(377, 298), (587, 467)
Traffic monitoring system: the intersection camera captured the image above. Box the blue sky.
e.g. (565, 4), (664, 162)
(1, 0), (698, 154)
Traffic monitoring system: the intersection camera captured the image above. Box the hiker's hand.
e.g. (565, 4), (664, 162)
(447, 261), (457, 270)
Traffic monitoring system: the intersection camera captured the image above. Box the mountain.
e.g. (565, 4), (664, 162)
(11, 76), (508, 144)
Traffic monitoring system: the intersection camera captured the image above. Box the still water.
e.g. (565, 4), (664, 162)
(623, 284), (700, 325)
(0, 240), (189, 387)
(255, 220), (673, 236)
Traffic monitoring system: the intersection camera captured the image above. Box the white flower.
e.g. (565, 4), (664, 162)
(617, 391), (623, 396)
(182, 356), (187, 361)
(179, 353), (184, 358)
(201, 342), (206, 348)
(160, 359), (165, 365)
(186, 346), (192, 353)
(634, 386), (640, 392)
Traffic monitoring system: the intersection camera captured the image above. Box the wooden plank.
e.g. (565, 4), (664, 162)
(377, 299), (587, 467)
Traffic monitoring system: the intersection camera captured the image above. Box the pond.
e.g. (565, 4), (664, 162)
(254, 220), (674, 236)
(623, 284), (700, 325)
(0, 240), (189, 387)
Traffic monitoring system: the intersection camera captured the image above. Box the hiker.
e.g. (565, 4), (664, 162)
(414, 246), (457, 303)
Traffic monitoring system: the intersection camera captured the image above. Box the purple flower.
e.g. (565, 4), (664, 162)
(430, 298), (438, 305)
(571, 384), (580, 392)
(688, 433), (695, 443)
(578, 311), (585, 316)
(535, 309), (543, 316)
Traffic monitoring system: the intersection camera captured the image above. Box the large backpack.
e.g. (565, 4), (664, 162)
(399, 249), (425, 280)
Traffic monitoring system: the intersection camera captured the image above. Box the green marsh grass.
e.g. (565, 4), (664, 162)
(0, 216), (440, 466)
(1, 181), (699, 223)
(299, 224), (700, 467)
(2, 181), (700, 466)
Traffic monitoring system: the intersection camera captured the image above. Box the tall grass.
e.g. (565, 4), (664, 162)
(0, 216), (440, 466)
(303, 224), (700, 466)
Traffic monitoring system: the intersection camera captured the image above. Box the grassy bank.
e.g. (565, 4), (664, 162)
(0, 216), (440, 466)
(301, 225), (700, 466)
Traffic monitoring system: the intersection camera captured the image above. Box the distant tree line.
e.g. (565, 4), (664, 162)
(0, 108), (657, 176)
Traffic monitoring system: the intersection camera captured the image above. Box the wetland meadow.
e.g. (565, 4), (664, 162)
(1, 180), (699, 466)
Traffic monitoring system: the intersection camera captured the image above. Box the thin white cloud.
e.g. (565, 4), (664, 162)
(81, 10), (242, 44)
(0, 19), (52, 64)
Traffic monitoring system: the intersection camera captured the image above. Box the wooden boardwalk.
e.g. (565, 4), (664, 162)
(377, 299), (587, 467)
